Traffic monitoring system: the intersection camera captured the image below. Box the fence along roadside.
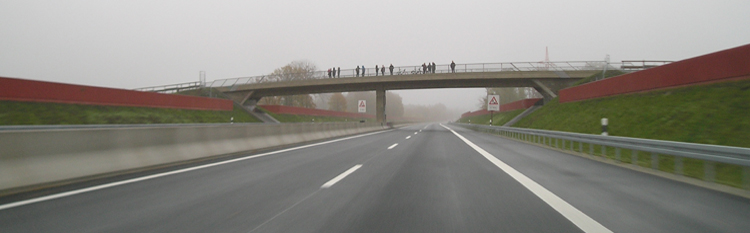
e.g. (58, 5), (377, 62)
(453, 123), (750, 193)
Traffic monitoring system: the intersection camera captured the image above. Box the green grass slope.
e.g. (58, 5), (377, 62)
(514, 79), (750, 148)
(457, 109), (526, 126)
(0, 101), (260, 125)
(180, 88), (384, 123)
(510, 79), (750, 188)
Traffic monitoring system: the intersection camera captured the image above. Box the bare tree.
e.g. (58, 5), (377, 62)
(258, 60), (318, 108)
(328, 93), (348, 112)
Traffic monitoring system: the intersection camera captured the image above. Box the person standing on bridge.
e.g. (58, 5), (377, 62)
(327, 68), (332, 78)
(362, 65), (366, 76)
(422, 63), (427, 74)
(337, 67), (341, 78)
(356, 66), (360, 77)
(375, 65), (379, 76)
(381, 65), (385, 76)
(432, 62), (436, 73)
(450, 61), (456, 73)
(389, 64), (394, 75)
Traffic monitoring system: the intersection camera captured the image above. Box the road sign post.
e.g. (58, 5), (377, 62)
(358, 100), (366, 113)
(488, 95), (500, 125)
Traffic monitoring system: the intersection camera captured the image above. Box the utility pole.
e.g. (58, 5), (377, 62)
(600, 55), (610, 81)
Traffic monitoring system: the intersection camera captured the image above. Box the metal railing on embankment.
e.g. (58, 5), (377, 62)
(134, 81), (202, 93)
(452, 123), (750, 191)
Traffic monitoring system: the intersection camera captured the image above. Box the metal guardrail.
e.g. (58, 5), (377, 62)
(453, 123), (750, 189)
(620, 60), (672, 70)
(134, 81), (201, 93)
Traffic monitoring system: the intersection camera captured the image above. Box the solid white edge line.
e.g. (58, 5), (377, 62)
(0, 130), (393, 211)
(439, 124), (612, 233)
(320, 164), (362, 188)
(387, 143), (398, 149)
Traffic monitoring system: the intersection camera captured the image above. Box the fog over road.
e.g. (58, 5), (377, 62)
(1, 124), (748, 232)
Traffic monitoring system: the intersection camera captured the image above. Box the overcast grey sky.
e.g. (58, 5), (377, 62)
(1, 0), (749, 113)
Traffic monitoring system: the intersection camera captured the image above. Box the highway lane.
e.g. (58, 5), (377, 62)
(450, 124), (750, 232)
(1, 123), (749, 232)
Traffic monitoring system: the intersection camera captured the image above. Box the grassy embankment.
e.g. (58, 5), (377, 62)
(509, 79), (750, 188)
(454, 70), (628, 126)
(180, 88), (373, 123)
(456, 109), (526, 126)
(0, 100), (259, 125)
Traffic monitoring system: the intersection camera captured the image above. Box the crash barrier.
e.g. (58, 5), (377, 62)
(0, 122), (388, 193)
(454, 123), (750, 192)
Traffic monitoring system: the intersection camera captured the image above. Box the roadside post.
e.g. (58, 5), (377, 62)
(488, 95), (500, 125)
(601, 118), (608, 136)
(358, 100), (366, 113)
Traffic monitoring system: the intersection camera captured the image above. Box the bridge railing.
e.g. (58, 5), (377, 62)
(205, 61), (613, 89)
(136, 60), (663, 93)
(133, 81), (202, 93)
(453, 123), (750, 191)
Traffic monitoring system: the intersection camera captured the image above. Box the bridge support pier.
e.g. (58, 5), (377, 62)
(376, 86), (386, 123)
(531, 79), (559, 104)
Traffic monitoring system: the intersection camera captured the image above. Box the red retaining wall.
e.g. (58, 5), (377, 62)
(259, 105), (375, 119)
(461, 98), (542, 118)
(0, 77), (233, 111)
(559, 44), (750, 103)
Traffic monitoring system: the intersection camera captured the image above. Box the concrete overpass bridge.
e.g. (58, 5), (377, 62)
(209, 61), (605, 122)
(136, 61), (619, 122)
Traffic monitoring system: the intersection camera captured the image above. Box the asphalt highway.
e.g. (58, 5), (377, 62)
(1, 123), (749, 232)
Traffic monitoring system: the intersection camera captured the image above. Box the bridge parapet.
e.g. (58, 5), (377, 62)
(206, 61), (612, 90)
(135, 60), (667, 94)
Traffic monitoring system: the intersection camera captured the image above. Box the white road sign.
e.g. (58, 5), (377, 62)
(487, 95), (500, 111)
(358, 100), (366, 113)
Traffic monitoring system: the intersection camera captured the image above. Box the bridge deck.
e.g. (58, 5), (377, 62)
(217, 70), (597, 97)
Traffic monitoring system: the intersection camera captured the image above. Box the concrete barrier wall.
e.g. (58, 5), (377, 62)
(0, 76), (233, 111)
(559, 44), (750, 103)
(0, 122), (388, 192)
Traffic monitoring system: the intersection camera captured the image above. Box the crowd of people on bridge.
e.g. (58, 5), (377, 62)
(327, 61), (456, 78)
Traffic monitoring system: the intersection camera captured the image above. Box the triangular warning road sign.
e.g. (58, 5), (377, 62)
(359, 101), (366, 107)
(489, 97), (499, 105)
